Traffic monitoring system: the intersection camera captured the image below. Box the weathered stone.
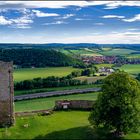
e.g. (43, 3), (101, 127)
(0, 61), (14, 127)
(55, 100), (95, 110)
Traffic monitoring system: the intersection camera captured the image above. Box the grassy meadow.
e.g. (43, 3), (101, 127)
(118, 64), (140, 75)
(75, 76), (106, 84)
(60, 47), (139, 57)
(0, 111), (139, 139)
(14, 67), (80, 82)
(99, 48), (137, 56)
(15, 92), (99, 112)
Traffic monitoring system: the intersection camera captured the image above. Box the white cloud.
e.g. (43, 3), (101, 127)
(0, 1), (140, 9)
(102, 15), (125, 19)
(56, 14), (75, 20)
(11, 16), (33, 24)
(127, 28), (139, 31)
(49, 31), (140, 44)
(0, 1), (111, 9)
(122, 14), (140, 22)
(43, 21), (68, 25)
(2, 31), (140, 44)
(32, 10), (59, 17)
(104, 1), (140, 9)
(94, 23), (104, 25)
(0, 16), (12, 25)
(0, 14), (33, 28)
(62, 14), (75, 19)
(75, 18), (91, 21)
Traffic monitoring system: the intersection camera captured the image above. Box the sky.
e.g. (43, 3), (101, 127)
(0, 1), (140, 44)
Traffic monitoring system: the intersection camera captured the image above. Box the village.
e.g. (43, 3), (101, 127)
(81, 55), (140, 65)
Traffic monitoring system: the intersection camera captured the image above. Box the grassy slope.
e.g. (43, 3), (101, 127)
(95, 64), (114, 68)
(75, 76), (106, 84)
(14, 67), (80, 82)
(99, 48), (137, 56)
(0, 111), (139, 139)
(119, 64), (140, 75)
(15, 92), (99, 112)
(0, 111), (91, 139)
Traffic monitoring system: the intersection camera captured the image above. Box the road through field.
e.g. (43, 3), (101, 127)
(14, 87), (101, 101)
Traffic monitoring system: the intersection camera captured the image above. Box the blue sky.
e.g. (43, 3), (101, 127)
(0, 1), (140, 43)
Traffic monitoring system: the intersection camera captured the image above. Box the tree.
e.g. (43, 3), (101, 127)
(82, 68), (94, 77)
(136, 73), (140, 81)
(89, 71), (140, 137)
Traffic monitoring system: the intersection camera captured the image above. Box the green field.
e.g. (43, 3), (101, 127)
(75, 76), (106, 84)
(95, 64), (114, 68)
(118, 64), (140, 75)
(99, 48), (137, 56)
(127, 53), (140, 58)
(14, 67), (80, 82)
(15, 92), (98, 112)
(60, 48), (102, 56)
(60, 48), (138, 57)
(0, 111), (139, 139)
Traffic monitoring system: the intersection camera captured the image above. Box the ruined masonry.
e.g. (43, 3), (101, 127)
(0, 61), (14, 127)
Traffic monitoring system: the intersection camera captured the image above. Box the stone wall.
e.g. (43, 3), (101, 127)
(55, 100), (95, 110)
(0, 61), (14, 127)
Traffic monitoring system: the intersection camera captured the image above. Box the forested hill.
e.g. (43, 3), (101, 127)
(0, 49), (83, 68)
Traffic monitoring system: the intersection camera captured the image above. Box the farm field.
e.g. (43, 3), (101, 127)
(15, 84), (99, 96)
(127, 53), (140, 58)
(98, 48), (137, 56)
(0, 111), (139, 139)
(75, 76), (106, 84)
(60, 48), (102, 56)
(60, 47), (139, 57)
(95, 63), (114, 68)
(118, 64), (140, 75)
(15, 92), (99, 112)
(14, 67), (80, 82)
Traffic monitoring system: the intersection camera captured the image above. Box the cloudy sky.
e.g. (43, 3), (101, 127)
(0, 1), (140, 44)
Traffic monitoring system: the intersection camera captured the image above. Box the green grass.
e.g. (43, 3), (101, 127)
(0, 111), (91, 139)
(15, 84), (99, 96)
(127, 53), (140, 58)
(0, 111), (139, 139)
(14, 67), (80, 82)
(15, 92), (99, 112)
(118, 64), (140, 75)
(99, 48), (137, 56)
(60, 48), (102, 56)
(95, 64), (114, 68)
(75, 76), (106, 84)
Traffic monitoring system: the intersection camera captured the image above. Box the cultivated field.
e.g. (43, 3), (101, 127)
(0, 111), (139, 139)
(99, 48), (137, 56)
(75, 76), (106, 84)
(15, 92), (99, 112)
(14, 67), (80, 82)
(60, 47), (139, 57)
(118, 64), (140, 75)
(95, 64), (113, 68)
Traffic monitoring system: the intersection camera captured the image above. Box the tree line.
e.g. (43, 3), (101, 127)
(14, 67), (99, 90)
(14, 76), (88, 90)
(0, 48), (85, 68)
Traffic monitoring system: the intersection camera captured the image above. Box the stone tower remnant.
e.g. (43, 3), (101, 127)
(0, 61), (14, 127)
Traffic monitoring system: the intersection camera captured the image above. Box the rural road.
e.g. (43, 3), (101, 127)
(14, 87), (101, 101)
